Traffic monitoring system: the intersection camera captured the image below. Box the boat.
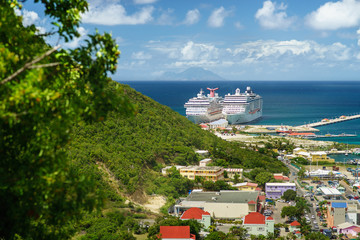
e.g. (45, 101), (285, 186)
(184, 88), (223, 124)
(222, 87), (263, 124)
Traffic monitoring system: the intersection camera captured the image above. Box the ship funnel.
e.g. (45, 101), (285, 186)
(235, 88), (240, 95)
(207, 88), (219, 97)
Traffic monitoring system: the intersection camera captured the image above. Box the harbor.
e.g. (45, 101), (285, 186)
(297, 114), (360, 128)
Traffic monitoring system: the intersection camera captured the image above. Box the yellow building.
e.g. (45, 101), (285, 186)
(310, 151), (335, 163)
(180, 166), (224, 182)
(233, 182), (258, 191)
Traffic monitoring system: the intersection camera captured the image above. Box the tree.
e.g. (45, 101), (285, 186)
(297, 167), (306, 179)
(305, 232), (329, 240)
(228, 226), (248, 240)
(282, 189), (297, 202)
(281, 206), (298, 219)
(0, 1), (134, 239)
(204, 231), (227, 240)
(255, 172), (274, 187)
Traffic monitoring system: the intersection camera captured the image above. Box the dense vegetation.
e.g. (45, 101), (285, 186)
(69, 82), (289, 198)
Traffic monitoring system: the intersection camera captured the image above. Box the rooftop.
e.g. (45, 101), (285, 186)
(233, 182), (258, 188)
(290, 221), (301, 226)
(331, 202), (347, 208)
(319, 187), (342, 196)
(224, 168), (243, 172)
(180, 207), (210, 220)
(244, 212), (265, 225)
(266, 183), (296, 187)
(159, 226), (194, 239)
(180, 166), (223, 171)
(184, 190), (259, 204)
(209, 119), (228, 125)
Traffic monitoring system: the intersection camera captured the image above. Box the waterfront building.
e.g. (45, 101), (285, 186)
(243, 212), (274, 236)
(180, 207), (211, 229)
(265, 183), (296, 199)
(174, 190), (260, 219)
(179, 166), (224, 182)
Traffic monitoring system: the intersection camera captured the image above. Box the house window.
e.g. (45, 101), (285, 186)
(258, 227), (264, 231)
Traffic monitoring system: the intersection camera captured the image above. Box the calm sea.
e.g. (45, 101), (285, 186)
(121, 81), (360, 145)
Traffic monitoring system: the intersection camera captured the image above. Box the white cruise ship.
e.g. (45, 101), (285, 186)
(222, 87), (262, 124)
(184, 88), (223, 124)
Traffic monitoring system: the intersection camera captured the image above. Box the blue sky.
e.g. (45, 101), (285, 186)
(19, 0), (360, 80)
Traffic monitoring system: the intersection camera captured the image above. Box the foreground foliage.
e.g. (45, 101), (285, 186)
(0, 1), (133, 239)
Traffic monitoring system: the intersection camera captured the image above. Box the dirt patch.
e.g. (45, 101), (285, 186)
(142, 195), (167, 214)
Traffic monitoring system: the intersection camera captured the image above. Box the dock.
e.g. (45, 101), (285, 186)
(297, 114), (360, 128)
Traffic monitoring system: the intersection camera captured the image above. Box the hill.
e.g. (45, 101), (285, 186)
(157, 67), (225, 80)
(68, 81), (287, 239)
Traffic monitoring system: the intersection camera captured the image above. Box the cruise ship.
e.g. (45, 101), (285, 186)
(222, 87), (263, 124)
(184, 88), (223, 124)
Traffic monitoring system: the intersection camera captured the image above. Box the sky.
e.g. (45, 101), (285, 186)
(18, 0), (360, 81)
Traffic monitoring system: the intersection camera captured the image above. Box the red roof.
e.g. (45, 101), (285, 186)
(295, 231), (301, 234)
(244, 212), (266, 225)
(258, 195), (266, 201)
(274, 175), (290, 181)
(247, 182), (258, 187)
(266, 216), (274, 220)
(180, 207), (210, 220)
(159, 226), (195, 239)
(248, 200), (257, 204)
(255, 187), (262, 191)
(290, 221), (301, 226)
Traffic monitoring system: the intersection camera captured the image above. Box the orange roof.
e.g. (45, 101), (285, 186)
(266, 216), (274, 220)
(244, 212), (265, 225)
(255, 187), (262, 191)
(290, 221), (301, 226)
(180, 207), (210, 220)
(288, 132), (315, 136)
(159, 226), (195, 239)
(248, 200), (257, 204)
(295, 231), (301, 234)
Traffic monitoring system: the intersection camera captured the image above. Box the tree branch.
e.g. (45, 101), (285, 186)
(29, 62), (61, 69)
(1, 45), (61, 85)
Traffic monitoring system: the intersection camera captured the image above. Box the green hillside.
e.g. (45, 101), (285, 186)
(69, 81), (288, 239)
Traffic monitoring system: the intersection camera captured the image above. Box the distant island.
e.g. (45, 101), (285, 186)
(157, 67), (225, 81)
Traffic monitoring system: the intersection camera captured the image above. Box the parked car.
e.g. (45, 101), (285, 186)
(285, 227), (289, 232)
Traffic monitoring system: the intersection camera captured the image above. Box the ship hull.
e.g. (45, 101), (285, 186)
(224, 110), (262, 124)
(187, 112), (223, 124)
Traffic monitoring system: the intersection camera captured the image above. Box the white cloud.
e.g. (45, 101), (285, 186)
(82, 2), (154, 25)
(180, 41), (219, 60)
(231, 39), (351, 62)
(306, 0), (360, 30)
(63, 27), (88, 48)
(134, 0), (157, 4)
(22, 9), (39, 27)
(156, 8), (174, 25)
(255, 1), (295, 29)
(183, 9), (200, 25)
(131, 51), (152, 60)
(234, 21), (243, 29)
(208, 6), (230, 28)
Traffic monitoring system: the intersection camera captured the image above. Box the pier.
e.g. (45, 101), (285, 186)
(297, 114), (360, 128)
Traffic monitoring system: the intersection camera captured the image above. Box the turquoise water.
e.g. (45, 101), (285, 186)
(329, 154), (360, 163)
(122, 81), (360, 145)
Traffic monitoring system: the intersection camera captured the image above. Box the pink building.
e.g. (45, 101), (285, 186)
(338, 222), (360, 238)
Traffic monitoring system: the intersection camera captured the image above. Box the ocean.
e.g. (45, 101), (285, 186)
(122, 81), (360, 145)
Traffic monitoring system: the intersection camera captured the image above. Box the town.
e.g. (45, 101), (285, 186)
(157, 129), (360, 240)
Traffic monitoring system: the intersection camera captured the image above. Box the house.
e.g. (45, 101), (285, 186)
(310, 151), (334, 163)
(208, 119), (228, 129)
(243, 212), (274, 236)
(179, 166), (224, 182)
(233, 182), (258, 191)
(338, 222), (360, 238)
(223, 168), (243, 179)
(265, 183), (296, 199)
(273, 173), (289, 182)
(180, 207), (211, 229)
(199, 158), (212, 167)
(326, 202), (347, 227)
(158, 226), (196, 240)
(174, 190), (260, 219)
(289, 221), (301, 232)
